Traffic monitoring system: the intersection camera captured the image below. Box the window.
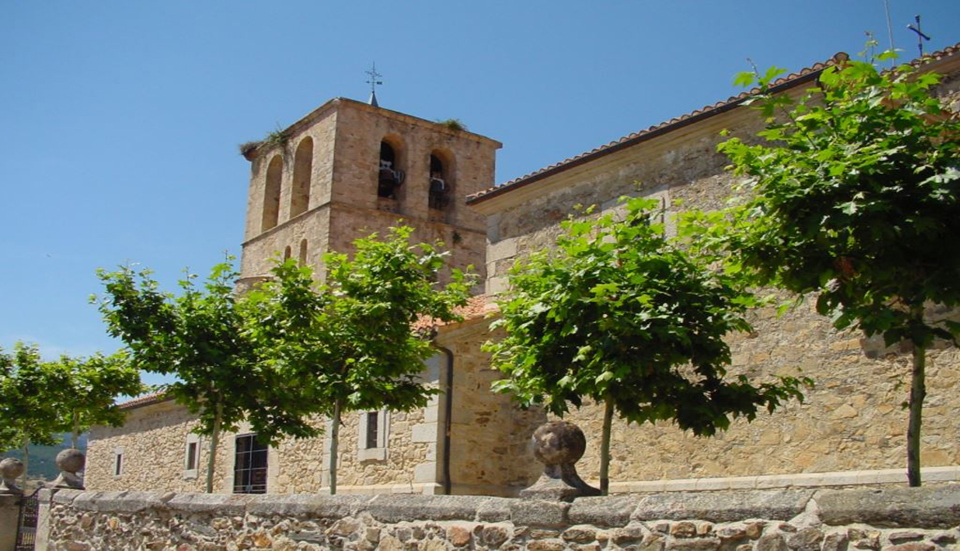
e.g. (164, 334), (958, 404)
(378, 141), (404, 199)
(290, 137), (313, 218)
(113, 448), (124, 477)
(283, 246), (292, 261)
(233, 434), (268, 494)
(184, 433), (200, 479)
(186, 442), (197, 470)
(298, 239), (308, 266)
(428, 151), (454, 215)
(261, 155), (283, 232)
(365, 412), (379, 449)
(357, 409), (388, 461)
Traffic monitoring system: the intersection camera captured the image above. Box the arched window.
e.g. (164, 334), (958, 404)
(290, 137), (313, 219)
(428, 153), (449, 211)
(378, 140), (404, 199)
(261, 155), (283, 232)
(283, 246), (292, 261)
(298, 239), (308, 266)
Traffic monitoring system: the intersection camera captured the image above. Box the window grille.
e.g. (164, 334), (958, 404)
(233, 434), (268, 494)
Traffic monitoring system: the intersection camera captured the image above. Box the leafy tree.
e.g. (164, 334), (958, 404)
(0, 343), (66, 482)
(245, 226), (473, 494)
(95, 260), (317, 493)
(712, 52), (960, 486)
(53, 352), (144, 449)
(485, 198), (808, 494)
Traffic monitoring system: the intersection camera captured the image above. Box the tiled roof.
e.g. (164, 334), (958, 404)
(467, 42), (960, 205)
(118, 391), (169, 410)
(413, 295), (496, 332)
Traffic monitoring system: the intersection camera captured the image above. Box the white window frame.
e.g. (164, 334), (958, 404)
(357, 409), (389, 462)
(113, 447), (124, 477)
(183, 433), (200, 479)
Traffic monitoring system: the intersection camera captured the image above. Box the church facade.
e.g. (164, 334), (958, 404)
(86, 45), (960, 496)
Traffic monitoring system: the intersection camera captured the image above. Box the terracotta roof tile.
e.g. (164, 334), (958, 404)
(118, 391), (169, 410)
(467, 43), (960, 205)
(413, 295), (496, 332)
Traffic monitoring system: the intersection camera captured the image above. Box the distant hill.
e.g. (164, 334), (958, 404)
(1, 433), (88, 481)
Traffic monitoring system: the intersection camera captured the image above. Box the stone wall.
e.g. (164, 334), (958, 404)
(469, 63), (960, 489)
(86, 390), (443, 496)
(40, 486), (960, 550)
(437, 320), (544, 496)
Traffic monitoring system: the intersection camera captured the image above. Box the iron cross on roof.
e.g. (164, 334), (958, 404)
(907, 15), (931, 57)
(365, 62), (383, 107)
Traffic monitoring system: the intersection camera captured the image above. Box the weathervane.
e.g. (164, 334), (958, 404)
(365, 62), (383, 107)
(907, 15), (931, 57)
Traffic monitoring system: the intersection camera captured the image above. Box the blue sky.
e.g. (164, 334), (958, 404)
(2, 2), (958, 388)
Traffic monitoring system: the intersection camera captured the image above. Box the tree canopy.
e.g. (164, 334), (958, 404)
(709, 51), (960, 486)
(245, 226), (474, 494)
(95, 260), (316, 492)
(485, 198), (809, 493)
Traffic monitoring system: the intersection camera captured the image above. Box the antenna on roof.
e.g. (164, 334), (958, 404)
(907, 15), (931, 58)
(365, 62), (383, 108)
(883, 0), (896, 67)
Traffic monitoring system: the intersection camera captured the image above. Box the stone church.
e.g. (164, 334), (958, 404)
(86, 44), (960, 497)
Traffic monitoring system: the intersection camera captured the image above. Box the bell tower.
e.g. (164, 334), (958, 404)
(237, 98), (501, 288)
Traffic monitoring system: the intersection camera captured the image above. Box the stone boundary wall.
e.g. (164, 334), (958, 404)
(40, 486), (960, 550)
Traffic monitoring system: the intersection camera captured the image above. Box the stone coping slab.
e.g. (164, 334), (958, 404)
(632, 489), (815, 522)
(40, 486), (960, 530)
(817, 485), (960, 529)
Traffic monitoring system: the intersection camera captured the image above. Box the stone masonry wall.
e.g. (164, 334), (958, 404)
(41, 486), (960, 550)
(478, 75), (960, 488)
(437, 320), (544, 496)
(87, 397), (440, 495)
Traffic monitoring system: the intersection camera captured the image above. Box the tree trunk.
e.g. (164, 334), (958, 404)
(907, 340), (927, 487)
(205, 400), (223, 494)
(21, 437), (30, 485)
(329, 399), (343, 495)
(599, 395), (614, 496)
(72, 411), (80, 449)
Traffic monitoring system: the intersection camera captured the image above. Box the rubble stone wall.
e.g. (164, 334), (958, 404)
(41, 486), (960, 550)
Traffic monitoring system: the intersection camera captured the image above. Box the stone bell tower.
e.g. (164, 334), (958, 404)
(237, 97), (501, 288)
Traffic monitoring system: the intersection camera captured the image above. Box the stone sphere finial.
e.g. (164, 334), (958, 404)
(56, 449), (85, 474)
(51, 449), (85, 490)
(531, 421), (587, 466)
(520, 420), (600, 501)
(0, 457), (25, 495)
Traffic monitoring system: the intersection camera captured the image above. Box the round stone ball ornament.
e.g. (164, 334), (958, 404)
(520, 420), (600, 501)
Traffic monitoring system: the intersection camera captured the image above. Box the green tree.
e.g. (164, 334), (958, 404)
(245, 226), (473, 494)
(485, 198), (808, 494)
(53, 352), (144, 449)
(95, 260), (317, 493)
(0, 343), (66, 482)
(713, 53), (960, 486)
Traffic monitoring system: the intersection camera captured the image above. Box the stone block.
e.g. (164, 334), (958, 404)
(365, 494), (487, 523)
(509, 499), (569, 527)
(71, 491), (169, 513)
(414, 461), (438, 483)
(246, 493), (368, 518)
(818, 486), (960, 528)
(568, 495), (639, 527)
(487, 237), (517, 262)
(633, 490), (814, 522)
(166, 492), (254, 516)
(412, 423), (438, 443)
